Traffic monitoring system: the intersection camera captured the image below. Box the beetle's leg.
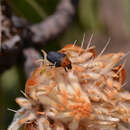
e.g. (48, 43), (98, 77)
(49, 64), (54, 68)
(64, 67), (68, 72)
(49, 64), (54, 66)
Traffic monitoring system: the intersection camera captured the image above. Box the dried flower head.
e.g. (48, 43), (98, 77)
(8, 40), (130, 130)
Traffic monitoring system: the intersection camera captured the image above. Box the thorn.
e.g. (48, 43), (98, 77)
(41, 49), (47, 58)
(7, 108), (17, 113)
(72, 40), (77, 48)
(20, 90), (27, 98)
(35, 59), (44, 64)
(121, 81), (128, 88)
(98, 37), (111, 57)
(120, 51), (130, 61)
(81, 33), (86, 49)
(86, 32), (94, 51)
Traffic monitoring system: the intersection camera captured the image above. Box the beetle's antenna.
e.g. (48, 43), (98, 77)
(72, 40), (77, 48)
(86, 32), (94, 51)
(81, 33), (86, 49)
(98, 38), (111, 57)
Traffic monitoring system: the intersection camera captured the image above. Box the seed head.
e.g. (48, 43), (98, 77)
(8, 43), (130, 130)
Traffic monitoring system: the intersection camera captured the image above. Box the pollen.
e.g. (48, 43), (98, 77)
(68, 102), (91, 120)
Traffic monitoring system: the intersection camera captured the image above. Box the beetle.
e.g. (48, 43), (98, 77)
(47, 51), (72, 72)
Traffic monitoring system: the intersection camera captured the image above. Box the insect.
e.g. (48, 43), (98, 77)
(47, 51), (72, 72)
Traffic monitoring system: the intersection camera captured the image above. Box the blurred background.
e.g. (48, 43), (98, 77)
(1, 0), (130, 129)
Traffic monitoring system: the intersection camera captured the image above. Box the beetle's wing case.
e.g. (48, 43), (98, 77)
(47, 51), (65, 67)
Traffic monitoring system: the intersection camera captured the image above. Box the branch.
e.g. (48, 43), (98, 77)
(30, 0), (79, 45)
(0, 0), (79, 75)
